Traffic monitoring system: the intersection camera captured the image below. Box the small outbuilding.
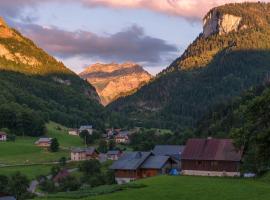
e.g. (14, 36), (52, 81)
(0, 132), (7, 142)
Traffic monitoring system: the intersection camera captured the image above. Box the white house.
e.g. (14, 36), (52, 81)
(68, 129), (79, 136)
(0, 132), (7, 142)
(79, 125), (93, 135)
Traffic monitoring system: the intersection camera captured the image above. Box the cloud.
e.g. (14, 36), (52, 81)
(80, 0), (270, 20)
(17, 23), (177, 64)
(1, 0), (270, 20)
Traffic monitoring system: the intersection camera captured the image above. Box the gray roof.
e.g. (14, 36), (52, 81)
(35, 137), (52, 143)
(79, 125), (93, 130)
(0, 197), (16, 200)
(141, 155), (171, 169)
(71, 147), (97, 154)
(118, 131), (130, 136)
(153, 145), (185, 160)
(110, 152), (151, 170)
(107, 150), (121, 155)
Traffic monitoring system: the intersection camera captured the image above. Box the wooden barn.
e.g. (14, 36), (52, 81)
(110, 152), (176, 184)
(181, 138), (243, 177)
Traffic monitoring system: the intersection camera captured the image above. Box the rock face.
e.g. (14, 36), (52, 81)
(203, 9), (243, 38)
(80, 62), (152, 105)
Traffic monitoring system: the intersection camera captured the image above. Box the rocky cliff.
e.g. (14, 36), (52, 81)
(80, 62), (152, 105)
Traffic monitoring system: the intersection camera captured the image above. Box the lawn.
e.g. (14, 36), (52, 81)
(46, 122), (84, 148)
(38, 176), (270, 200)
(0, 164), (52, 179)
(0, 122), (84, 165)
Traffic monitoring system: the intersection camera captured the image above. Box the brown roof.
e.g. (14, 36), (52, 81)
(182, 138), (243, 162)
(0, 132), (7, 136)
(53, 169), (70, 182)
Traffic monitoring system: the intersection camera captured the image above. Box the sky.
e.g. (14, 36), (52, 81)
(0, 0), (268, 75)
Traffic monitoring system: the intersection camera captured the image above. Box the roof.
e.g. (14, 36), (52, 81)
(35, 137), (52, 143)
(141, 155), (171, 169)
(118, 131), (130, 136)
(0, 197), (16, 200)
(110, 152), (152, 170)
(153, 145), (185, 160)
(107, 150), (121, 155)
(79, 125), (93, 130)
(0, 132), (7, 136)
(53, 169), (70, 182)
(181, 138), (243, 162)
(71, 147), (97, 154)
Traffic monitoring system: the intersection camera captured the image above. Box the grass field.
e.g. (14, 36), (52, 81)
(37, 176), (270, 200)
(0, 122), (84, 165)
(0, 164), (53, 179)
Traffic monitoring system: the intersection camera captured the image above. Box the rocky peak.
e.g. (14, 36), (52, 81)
(203, 9), (245, 38)
(80, 62), (152, 106)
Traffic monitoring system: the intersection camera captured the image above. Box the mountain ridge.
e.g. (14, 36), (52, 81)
(80, 62), (152, 106)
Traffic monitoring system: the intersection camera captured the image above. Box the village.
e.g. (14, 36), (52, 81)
(12, 124), (244, 186)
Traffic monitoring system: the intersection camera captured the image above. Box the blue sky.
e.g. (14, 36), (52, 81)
(0, 0), (266, 75)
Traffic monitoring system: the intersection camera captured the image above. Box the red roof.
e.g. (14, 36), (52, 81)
(53, 169), (70, 182)
(182, 138), (243, 162)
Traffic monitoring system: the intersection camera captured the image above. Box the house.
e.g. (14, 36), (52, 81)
(68, 129), (79, 136)
(181, 138), (243, 177)
(110, 152), (176, 184)
(79, 125), (93, 135)
(71, 147), (99, 161)
(152, 145), (185, 170)
(107, 150), (123, 160)
(53, 169), (70, 182)
(0, 132), (7, 142)
(115, 131), (130, 144)
(35, 137), (52, 148)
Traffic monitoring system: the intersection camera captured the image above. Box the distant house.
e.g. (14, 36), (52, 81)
(35, 137), (52, 148)
(110, 152), (176, 184)
(0, 132), (7, 142)
(152, 145), (185, 170)
(53, 169), (70, 183)
(181, 138), (243, 177)
(79, 125), (93, 135)
(115, 131), (130, 144)
(71, 147), (99, 161)
(68, 129), (79, 136)
(107, 150), (123, 160)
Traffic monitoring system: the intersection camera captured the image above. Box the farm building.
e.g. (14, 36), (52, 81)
(79, 125), (93, 135)
(115, 131), (131, 144)
(153, 145), (185, 170)
(71, 147), (99, 161)
(53, 169), (70, 183)
(181, 138), (243, 177)
(107, 150), (123, 160)
(68, 129), (79, 136)
(0, 132), (7, 142)
(110, 152), (176, 184)
(0, 196), (16, 200)
(35, 138), (52, 148)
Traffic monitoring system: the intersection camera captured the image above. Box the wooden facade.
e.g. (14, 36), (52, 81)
(115, 169), (161, 180)
(182, 160), (240, 172)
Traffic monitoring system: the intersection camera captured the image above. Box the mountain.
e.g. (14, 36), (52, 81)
(0, 17), (104, 136)
(109, 2), (270, 130)
(80, 62), (152, 105)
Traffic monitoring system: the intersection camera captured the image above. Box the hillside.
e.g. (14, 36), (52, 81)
(80, 63), (152, 105)
(0, 17), (104, 135)
(109, 2), (270, 130)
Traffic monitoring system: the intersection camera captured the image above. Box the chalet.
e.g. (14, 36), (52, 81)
(0, 196), (16, 200)
(107, 150), (123, 160)
(71, 147), (99, 161)
(68, 129), (79, 136)
(110, 152), (176, 184)
(0, 132), (7, 142)
(152, 145), (185, 170)
(115, 131), (130, 144)
(181, 138), (243, 177)
(35, 137), (52, 148)
(79, 125), (93, 135)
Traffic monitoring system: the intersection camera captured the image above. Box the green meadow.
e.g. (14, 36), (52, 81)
(38, 176), (270, 200)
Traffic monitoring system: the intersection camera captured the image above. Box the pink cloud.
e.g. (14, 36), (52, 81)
(81, 0), (270, 19)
